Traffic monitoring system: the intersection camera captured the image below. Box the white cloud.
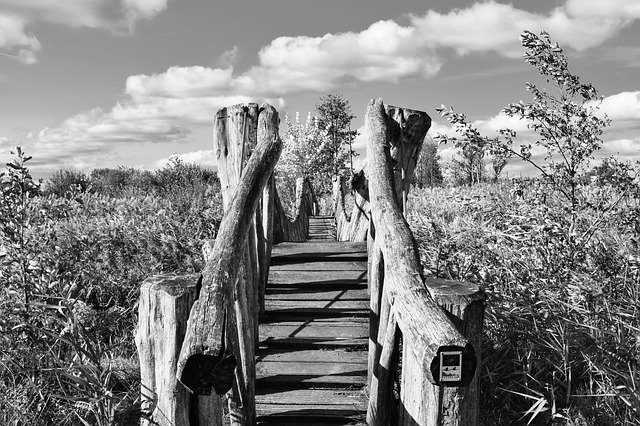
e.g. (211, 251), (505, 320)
(477, 112), (532, 134)
(33, 1), (640, 171)
(411, 0), (640, 58)
(0, 0), (169, 63)
(0, 12), (40, 64)
(597, 91), (640, 121)
(600, 138), (640, 159)
(239, 20), (442, 93)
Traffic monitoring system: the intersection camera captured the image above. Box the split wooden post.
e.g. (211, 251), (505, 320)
(136, 274), (222, 426)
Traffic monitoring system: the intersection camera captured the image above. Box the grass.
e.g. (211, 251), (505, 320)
(2, 148), (638, 424)
(1, 156), (222, 425)
(407, 182), (639, 425)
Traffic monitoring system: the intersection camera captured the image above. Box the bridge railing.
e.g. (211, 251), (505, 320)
(364, 99), (486, 425)
(136, 103), (291, 425)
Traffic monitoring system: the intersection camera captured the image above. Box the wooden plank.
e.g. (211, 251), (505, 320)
(262, 317), (368, 325)
(268, 270), (367, 287)
(258, 348), (367, 363)
(271, 261), (367, 271)
(272, 242), (366, 257)
(265, 288), (369, 301)
(259, 336), (368, 350)
(260, 322), (368, 339)
(265, 299), (367, 311)
(256, 350), (367, 387)
(256, 388), (367, 413)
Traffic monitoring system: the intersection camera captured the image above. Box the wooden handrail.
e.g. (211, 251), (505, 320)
(365, 98), (482, 424)
(176, 104), (282, 424)
(273, 176), (317, 243)
(332, 172), (370, 241)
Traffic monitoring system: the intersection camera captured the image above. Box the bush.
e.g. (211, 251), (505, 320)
(45, 169), (91, 197)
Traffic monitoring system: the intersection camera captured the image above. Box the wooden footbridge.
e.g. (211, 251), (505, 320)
(136, 100), (485, 425)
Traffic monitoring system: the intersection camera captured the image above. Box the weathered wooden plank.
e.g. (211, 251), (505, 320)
(262, 317), (369, 325)
(265, 299), (367, 310)
(257, 348), (366, 363)
(271, 260), (367, 271)
(260, 322), (368, 339)
(265, 288), (369, 301)
(268, 270), (367, 286)
(271, 241), (367, 258)
(256, 388), (367, 410)
(259, 336), (368, 350)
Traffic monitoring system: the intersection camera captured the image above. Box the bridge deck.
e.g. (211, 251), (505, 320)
(256, 216), (368, 425)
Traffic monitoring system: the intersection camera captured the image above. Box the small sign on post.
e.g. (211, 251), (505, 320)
(439, 351), (462, 382)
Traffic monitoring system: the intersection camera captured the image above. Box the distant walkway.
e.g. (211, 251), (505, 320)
(256, 216), (368, 424)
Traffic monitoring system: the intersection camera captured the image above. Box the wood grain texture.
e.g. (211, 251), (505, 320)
(365, 98), (478, 424)
(176, 104), (282, 426)
(257, 241), (369, 424)
(273, 177), (316, 243)
(135, 274), (222, 426)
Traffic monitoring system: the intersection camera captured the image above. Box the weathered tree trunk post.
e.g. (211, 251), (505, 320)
(176, 104), (282, 425)
(365, 98), (481, 425)
(366, 101), (430, 391)
(136, 274), (222, 426)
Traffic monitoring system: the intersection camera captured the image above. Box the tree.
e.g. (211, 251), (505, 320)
(451, 142), (486, 186)
(315, 93), (358, 177)
(413, 138), (443, 188)
(436, 30), (609, 212)
(275, 112), (333, 206)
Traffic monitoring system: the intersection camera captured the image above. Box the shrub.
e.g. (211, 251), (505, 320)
(45, 169), (91, 197)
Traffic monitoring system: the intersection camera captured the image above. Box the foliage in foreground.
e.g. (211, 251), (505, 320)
(408, 182), (639, 425)
(1, 150), (222, 424)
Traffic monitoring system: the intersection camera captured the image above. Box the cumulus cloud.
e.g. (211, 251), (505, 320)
(598, 91), (640, 121)
(0, 0), (169, 63)
(34, 0), (640, 169)
(0, 13), (40, 64)
(180, 0), (640, 93)
(412, 0), (640, 58)
(240, 19), (442, 93)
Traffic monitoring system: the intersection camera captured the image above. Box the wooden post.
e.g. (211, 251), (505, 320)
(177, 104), (282, 425)
(365, 98), (478, 425)
(399, 280), (485, 425)
(136, 274), (222, 426)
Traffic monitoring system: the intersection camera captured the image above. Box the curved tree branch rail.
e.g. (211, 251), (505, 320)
(332, 171), (370, 242)
(365, 98), (485, 425)
(273, 176), (318, 243)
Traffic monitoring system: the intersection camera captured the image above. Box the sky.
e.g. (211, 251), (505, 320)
(0, 0), (639, 178)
